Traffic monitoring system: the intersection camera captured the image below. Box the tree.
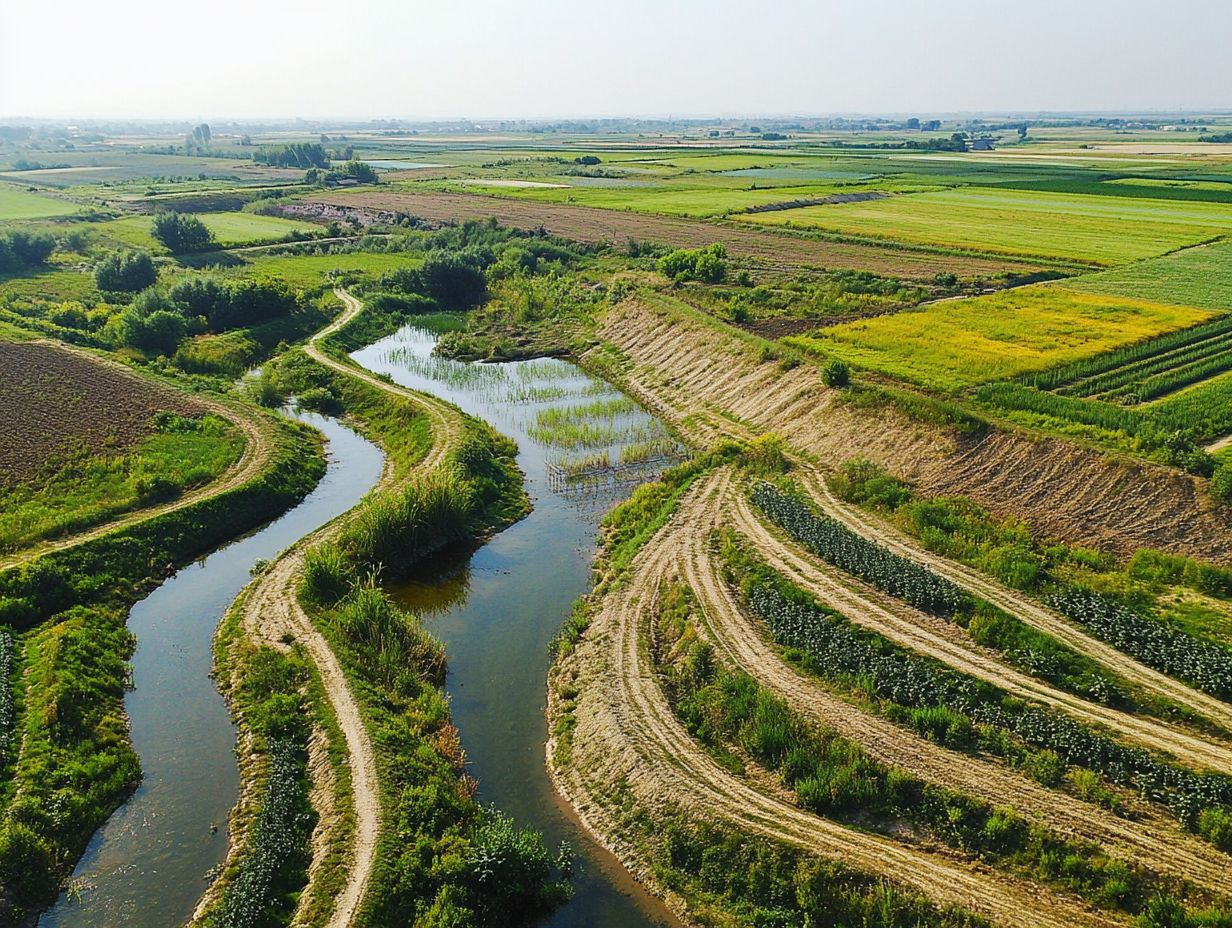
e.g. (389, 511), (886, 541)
(116, 291), (188, 353)
(94, 250), (157, 292)
(337, 160), (378, 184)
(8, 230), (54, 266)
(418, 252), (488, 309)
(150, 211), (215, 254)
(906, 117), (920, 130)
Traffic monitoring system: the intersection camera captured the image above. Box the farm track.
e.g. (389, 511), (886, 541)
(298, 189), (1052, 281)
(676, 470), (1232, 892)
(794, 469), (1232, 734)
(555, 477), (1121, 928)
(0, 343), (274, 573)
(595, 311), (1232, 746)
(213, 289), (463, 928)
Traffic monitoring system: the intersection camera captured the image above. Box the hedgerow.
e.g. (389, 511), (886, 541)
(0, 631), (12, 765)
(751, 481), (1130, 706)
(750, 482), (969, 617)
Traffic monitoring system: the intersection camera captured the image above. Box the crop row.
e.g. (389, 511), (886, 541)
(0, 630), (12, 763)
(1056, 331), (1232, 402)
(214, 736), (314, 928)
(745, 582), (1232, 832)
(751, 483), (970, 618)
(1018, 315), (1232, 392)
(1049, 587), (1232, 700)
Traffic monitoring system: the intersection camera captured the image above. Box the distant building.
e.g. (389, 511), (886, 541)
(968, 138), (995, 152)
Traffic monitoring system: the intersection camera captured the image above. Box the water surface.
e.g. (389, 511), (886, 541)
(354, 326), (680, 927)
(41, 414), (384, 928)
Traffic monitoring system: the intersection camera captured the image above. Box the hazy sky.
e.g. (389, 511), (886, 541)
(3, 0), (1230, 120)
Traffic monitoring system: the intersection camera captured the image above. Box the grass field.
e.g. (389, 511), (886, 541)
(789, 286), (1215, 390)
(0, 267), (96, 301)
(740, 187), (1232, 265)
(1061, 241), (1232, 310)
(425, 179), (863, 217)
(0, 185), (79, 221)
(235, 251), (421, 289)
(98, 211), (319, 251)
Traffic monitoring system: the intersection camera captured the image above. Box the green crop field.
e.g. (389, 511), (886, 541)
(98, 211), (320, 251)
(1061, 241), (1232, 310)
(0, 185), (80, 221)
(788, 286), (1214, 390)
(740, 187), (1232, 265)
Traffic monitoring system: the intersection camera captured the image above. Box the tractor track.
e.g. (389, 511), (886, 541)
(554, 478), (1121, 928)
(676, 469), (1232, 891)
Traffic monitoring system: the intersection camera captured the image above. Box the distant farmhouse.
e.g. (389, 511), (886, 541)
(967, 137), (996, 152)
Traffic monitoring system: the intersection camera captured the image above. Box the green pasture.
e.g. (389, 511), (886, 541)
(1061, 241), (1232, 311)
(741, 187), (1232, 265)
(97, 211), (320, 251)
(0, 185), (80, 221)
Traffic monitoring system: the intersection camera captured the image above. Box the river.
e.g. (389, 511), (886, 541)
(354, 322), (678, 927)
(41, 414), (385, 928)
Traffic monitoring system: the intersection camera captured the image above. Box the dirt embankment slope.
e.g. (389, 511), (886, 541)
(593, 298), (1232, 563)
(293, 188), (1049, 282)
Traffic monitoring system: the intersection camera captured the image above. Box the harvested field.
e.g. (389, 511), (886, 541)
(296, 189), (1055, 282)
(0, 339), (202, 483)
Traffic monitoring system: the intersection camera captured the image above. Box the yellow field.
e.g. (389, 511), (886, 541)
(788, 286), (1216, 390)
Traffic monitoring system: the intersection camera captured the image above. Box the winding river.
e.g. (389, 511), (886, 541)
(354, 323), (677, 927)
(41, 414), (385, 928)
(43, 323), (677, 927)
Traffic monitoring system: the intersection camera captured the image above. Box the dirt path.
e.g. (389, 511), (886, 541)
(211, 289), (464, 928)
(675, 470), (1232, 891)
(0, 351), (274, 573)
(795, 468), (1232, 733)
(585, 306), (1232, 743)
(731, 492), (1232, 773)
(1207, 433), (1232, 454)
(555, 478), (1121, 928)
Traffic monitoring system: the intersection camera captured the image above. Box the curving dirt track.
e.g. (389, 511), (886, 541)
(676, 469), (1232, 891)
(0, 343), (274, 573)
(730, 490), (1232, 773)
(210, 289), (465, 928)
(553, 477), (1123, 928)
(794, 468), (1232, 733)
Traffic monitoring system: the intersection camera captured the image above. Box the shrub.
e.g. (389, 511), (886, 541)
(1211, 464), (1232, 505)
(657, 243), (727, 283)
(151, 211), (215, 254)
(822, 359), (850, 388)
(94, 250), (157, 292)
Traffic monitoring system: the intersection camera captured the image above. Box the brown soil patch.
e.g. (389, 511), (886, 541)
(0, 339), (203, 484)
(295, 189), (1050, 282)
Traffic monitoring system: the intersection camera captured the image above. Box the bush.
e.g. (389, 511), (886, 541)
(0, 230), (55, 272)
(822, 359), (850, 388)
(151, 211), (215, 254)
(1211, 464), (1232, 505)
(657, 243), (727, 283)
(94, 250), (157, 292)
